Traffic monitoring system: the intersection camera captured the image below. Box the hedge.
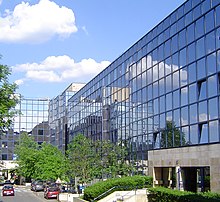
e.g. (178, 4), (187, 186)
(148, 187), (220, 202)
(83, 175), (153, 201)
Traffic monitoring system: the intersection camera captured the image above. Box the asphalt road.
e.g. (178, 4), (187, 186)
(0, 186), (58, 202)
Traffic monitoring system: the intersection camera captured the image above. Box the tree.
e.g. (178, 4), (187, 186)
(14, 132), (39, 182)
(15, 133), (67, 182)
(160, 121), (186, 148)
(66, 134), (98, 183)
(66, 134), (134, 182)
(0, 60), (19, 132)
(35, 142), (67, 181)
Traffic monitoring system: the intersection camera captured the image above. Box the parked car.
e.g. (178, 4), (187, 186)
(44, 187), (60, 199)
(31, 180), (45, 192)
(2, 185), (15, 196)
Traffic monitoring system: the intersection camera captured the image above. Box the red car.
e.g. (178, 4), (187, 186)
(2, 185), (15, 196)
(44, 187), (60, 199)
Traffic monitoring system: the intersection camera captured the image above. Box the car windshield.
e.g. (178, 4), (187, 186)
(48, 188), (59, 192)
(3, 186), (13, 190)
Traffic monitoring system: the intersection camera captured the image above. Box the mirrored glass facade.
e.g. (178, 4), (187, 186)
(0, 97), (50, 160)
(68, 0), (220, 166)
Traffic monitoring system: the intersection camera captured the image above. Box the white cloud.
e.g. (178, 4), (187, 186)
(14, 79), (24, 85)
(0, 0), (2, 5)
(12, 55), (111, 83)
(0, 0), (77, 43)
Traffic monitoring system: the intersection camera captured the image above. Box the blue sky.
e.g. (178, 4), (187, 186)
(0, 0), (186, 99)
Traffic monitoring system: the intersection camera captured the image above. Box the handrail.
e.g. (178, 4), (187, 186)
(92, 186), (117, 201)
(92, 185), (144, 201)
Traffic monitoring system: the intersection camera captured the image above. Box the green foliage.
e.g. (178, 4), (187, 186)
(35, 142), (67, 181)
(148, 187), (220, 202)
(160, 121), (186, 148)
(0, 61), (19, 132)
(14, 132), (39, 181)
(66, 134), (135, 183)
(83, 175), (153, 201)
(15, 133), (66, 181)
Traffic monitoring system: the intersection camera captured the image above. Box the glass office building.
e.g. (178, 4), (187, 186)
(0, 97), (50, 160)
(68, 0), (220, 192)
(49, 83), (85, 152)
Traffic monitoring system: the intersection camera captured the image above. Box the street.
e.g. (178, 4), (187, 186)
(0, 186), (58, 202)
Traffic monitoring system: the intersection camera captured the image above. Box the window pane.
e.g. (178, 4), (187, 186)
(173, 90), (180, 109)
(188, 63), (196, 83)
(197, 58), (206, 80)
(188, 42), (196, 63)
(196, 37), (205, 59)
(207, 53), (216, 76)
(189, 83), (197, 104)
(209, 120), (219, 143)
(181, 106), (188, 126)
(180, 48), (187, 67)
(190, 124), (198, 144)
(205, 10), (214, 33)
(190, 104), (198, 124)
(181, 87), (188, 106)
(199, 123), (208, 144)
(195, 17), (204, 39)
(182, 126), (189, 146)
(206, 31), (215, 54)
(199, 101), (207, 122)
(216, 5), (220, 27)
(208, 75), (217, 97)
(209, 98), (218, 120)
(186, 23), (195, 44)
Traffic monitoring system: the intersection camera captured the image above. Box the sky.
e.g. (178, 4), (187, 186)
(0, 0), (186, 99)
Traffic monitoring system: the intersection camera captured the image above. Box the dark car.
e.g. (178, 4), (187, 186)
(44, 187), (60, 199)
(2, 185), (15, 196)
(31, 180), (45, 192)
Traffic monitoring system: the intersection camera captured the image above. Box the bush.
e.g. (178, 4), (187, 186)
(83, 175), (153, 201)
(148, 187), (220, 202)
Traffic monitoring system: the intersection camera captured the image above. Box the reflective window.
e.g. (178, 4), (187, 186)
(166, 93), (172, 111)
(179, 29), (186, 49)
(206, 31), (216, 54)
(181, 106), (188, 126)
(153, 82), (158, 98)
(216, 5), (220, 27)
(187, 23), (195, 45)
(205, 10), (214, 33)
(181, 87), (188, 106)
(209, 120), (219, 143)
(164, 40), (171, 58)
(180, 48), (187, 67)
(188, 63), (196, 83)
(147, 68), (152, 85)
(199, 101), (208, 122)
(171, 35), (178, 54)
(190, 124), (198, 144)
(173, 90), (180, 109)
(173, 71), (179, 90)
(196, 37), (205, 59)
(195, 17), (205, 39)
(190, 104), (198, 124)
(207, 53), (216, 76)
(199, 122), (208, 144)
(174, 109), (180, 127)
(180, 67), (187, 87)
(198, 79), (207, 100)
(193, 4), (201, 20)
(153, 99), (159, 115)
(197, 58), (206, 80)
(153, 65), (158, 82)
(166, 75), (172, 93)
(160, 96), (165, 113)
(182, 126), (190, 145)
(159, 78), (165, 95)
(218, 50), (220, 72)
(189, 83), (197, 104)
(148, 85), (152, 100)
(188, 42), (196, 63)
(209, 98), (218, 120)
(217, 27), (220, 49)
(201, 0), (211, 14)
(208, 75), (218, 97)
(158, 62), (165, 79)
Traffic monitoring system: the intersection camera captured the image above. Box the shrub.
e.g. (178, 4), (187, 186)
(148, 187), (220, 202)
(83, 175), (153, 201)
